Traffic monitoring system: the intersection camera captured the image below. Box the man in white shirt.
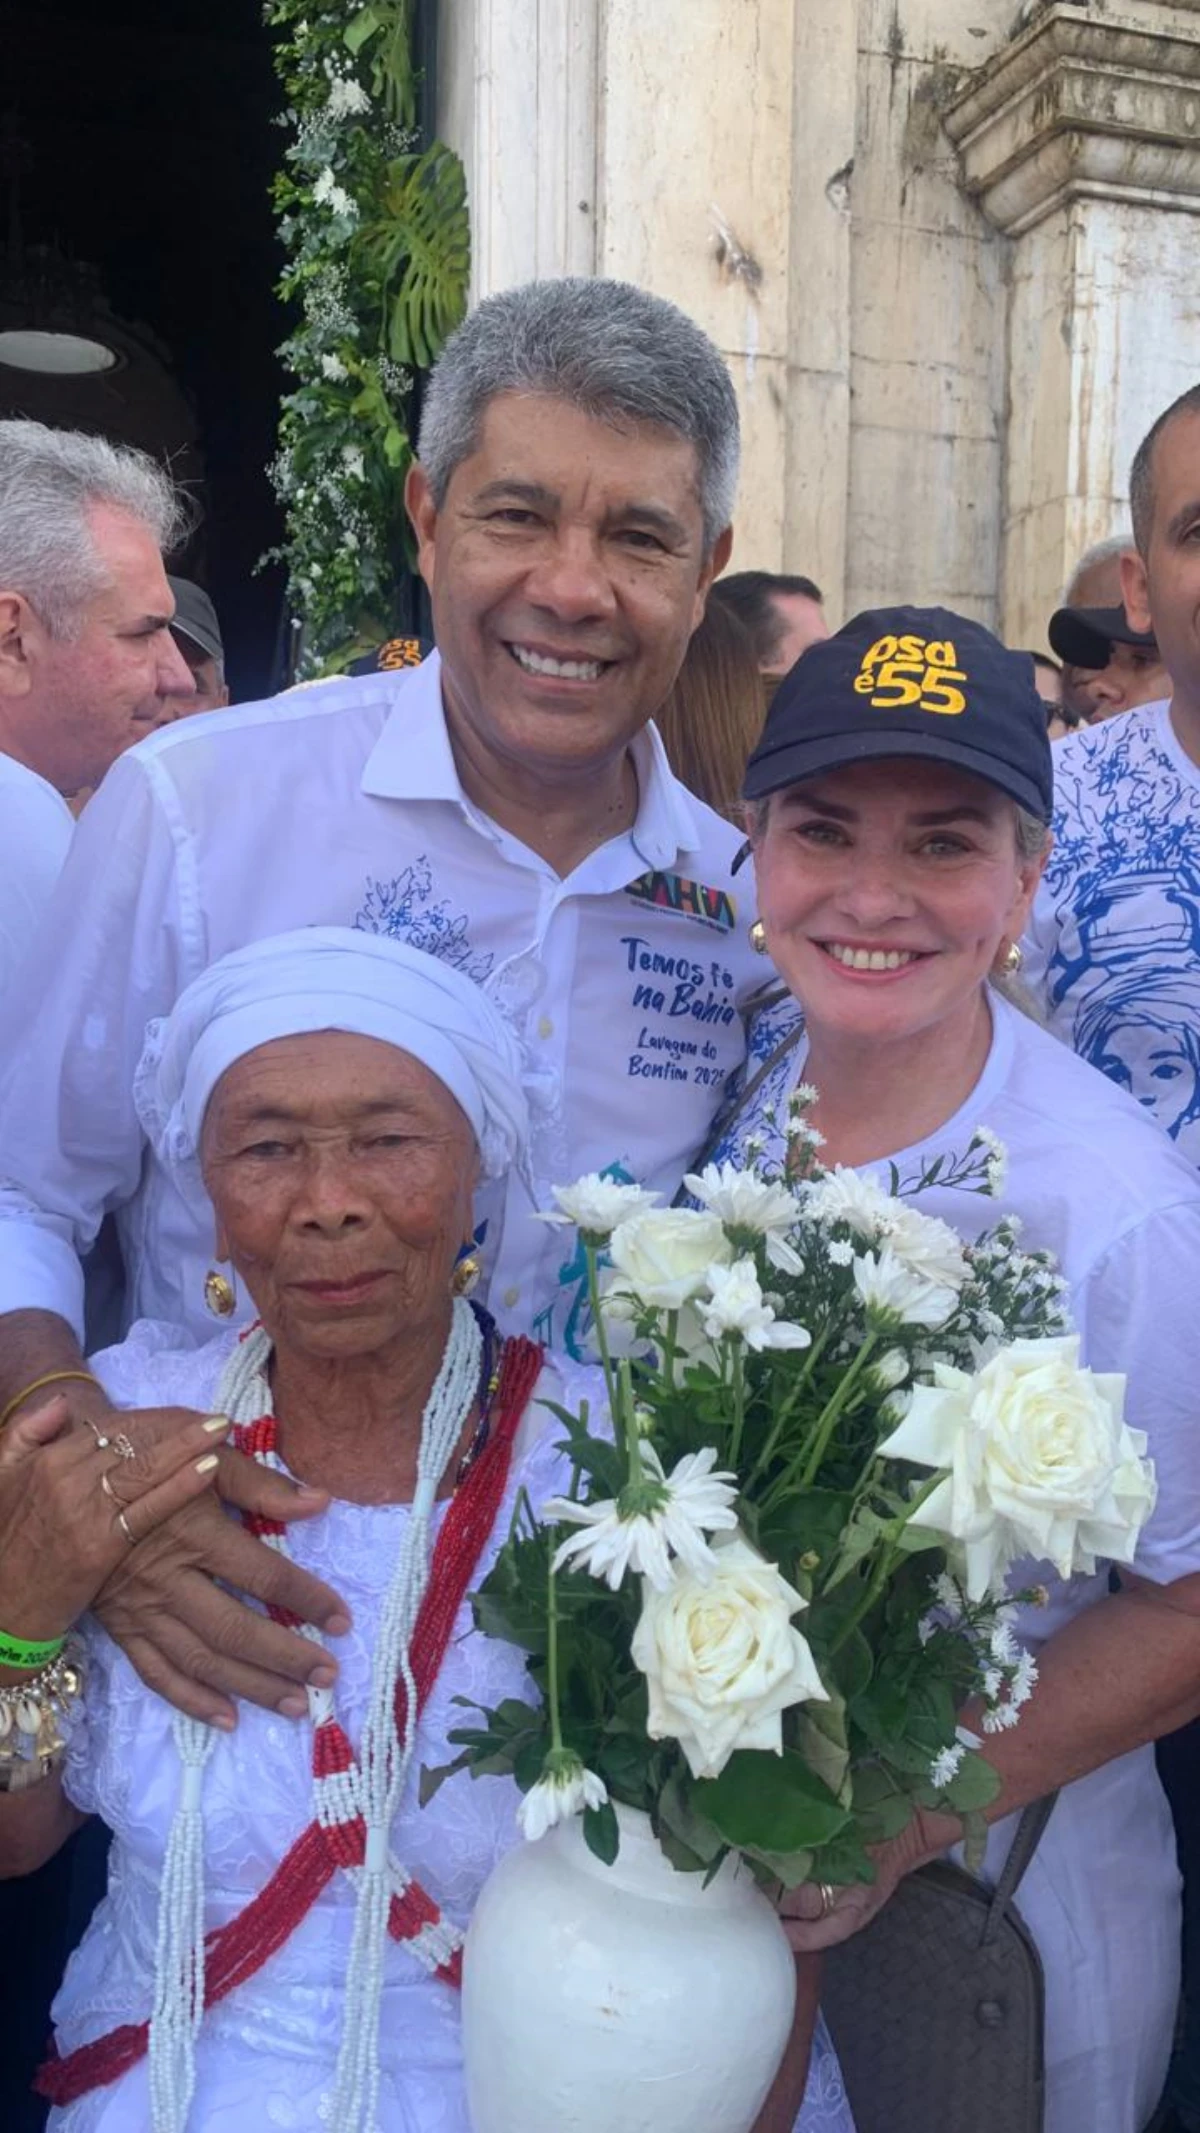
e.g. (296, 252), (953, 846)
(1025, 387), (1200, 1165)
(0, 277), (758, 1716)
(0, 422), (195, 994)
(1024, 387), (1200, 2133)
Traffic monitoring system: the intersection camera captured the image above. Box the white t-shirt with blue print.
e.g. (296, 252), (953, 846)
(1024, 698), (1200, 1165)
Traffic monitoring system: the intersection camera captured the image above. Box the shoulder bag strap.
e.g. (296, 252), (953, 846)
(980, 1792), (1059, 1944)
(673, 995), (805, 1198)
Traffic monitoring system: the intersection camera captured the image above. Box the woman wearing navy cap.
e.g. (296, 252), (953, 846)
(712, 607), (1200, 2133)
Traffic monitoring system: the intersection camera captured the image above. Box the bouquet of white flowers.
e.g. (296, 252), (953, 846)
(430, 1096), (1156, 1896)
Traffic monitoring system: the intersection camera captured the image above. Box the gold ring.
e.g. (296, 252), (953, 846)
(85, 1419), (113, 1452)
(100, 1469), (123, 1505)
(116, 1508), (136, 1546)
(818, 1881), (837, 1919)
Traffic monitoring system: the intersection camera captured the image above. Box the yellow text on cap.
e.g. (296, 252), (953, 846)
(851, 633), (968, 716)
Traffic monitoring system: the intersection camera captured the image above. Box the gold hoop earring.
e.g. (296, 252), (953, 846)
(204, 1268), (237, 1319)
(749, 919), (768, 955)
(1002, 941), (1023, 976)
(451, 1254), (480, 1299)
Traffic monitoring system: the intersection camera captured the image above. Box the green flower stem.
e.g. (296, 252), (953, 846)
(745, 1320), (835, 1490)
(617, 1358), (644, 1489)
(728, 1340), (747, 1470)
(829, 1469), (947, 1655)
(545, 1540), (564, 1754)
(789, 1333), (880, 1495)
(584, 1239), (621, 1421)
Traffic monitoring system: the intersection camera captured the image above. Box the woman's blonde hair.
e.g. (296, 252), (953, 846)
(654, 601), (768, 822)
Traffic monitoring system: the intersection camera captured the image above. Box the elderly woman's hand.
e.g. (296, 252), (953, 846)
(0, 1394), (229, 1647)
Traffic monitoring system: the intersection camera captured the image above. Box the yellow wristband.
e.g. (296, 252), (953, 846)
(0, 1370), (103, 1432)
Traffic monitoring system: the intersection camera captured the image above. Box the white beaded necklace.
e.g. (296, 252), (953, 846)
(148, 1297), (483, 2133)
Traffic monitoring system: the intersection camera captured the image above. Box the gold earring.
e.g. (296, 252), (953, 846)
(451, 1254), (480, 1299)
(749, 919), (768, 954)
(204, 1268), (237, 1318)
(1002, 941), (1023, 976)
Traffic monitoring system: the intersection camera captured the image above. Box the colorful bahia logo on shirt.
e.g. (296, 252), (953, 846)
(853, 632), (968, 717)
(355, 857), (494, 981)
(624, 869), (737, 934)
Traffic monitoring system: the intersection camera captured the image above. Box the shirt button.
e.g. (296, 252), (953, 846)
(502, 1286), (521, 1309)
(537, 1015), (554, 1040)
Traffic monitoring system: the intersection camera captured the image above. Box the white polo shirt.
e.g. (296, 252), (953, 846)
(0, 656), (758, 1355)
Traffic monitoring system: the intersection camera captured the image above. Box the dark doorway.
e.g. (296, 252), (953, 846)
(1, 0), (286, 700)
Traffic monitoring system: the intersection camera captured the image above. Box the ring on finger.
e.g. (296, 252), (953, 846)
(116, 1508), (136, 1546)
(817, 1881), (837, 1920)
(85, 1419), (114, 1453)
(111, 1432), (136, 1461)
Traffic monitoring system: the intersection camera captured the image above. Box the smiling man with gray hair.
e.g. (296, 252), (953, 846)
(0, 420), (194, 992)
(0, 280), (763, 1725)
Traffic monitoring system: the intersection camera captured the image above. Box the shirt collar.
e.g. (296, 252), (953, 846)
(359, 647), (704, 867)
(360, 651), (464, 802)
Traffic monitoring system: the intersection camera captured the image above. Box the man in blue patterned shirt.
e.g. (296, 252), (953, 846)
(1025, 384), (1200, 1166)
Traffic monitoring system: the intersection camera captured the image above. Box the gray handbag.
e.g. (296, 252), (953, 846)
(820, 1796), (1057, 2133)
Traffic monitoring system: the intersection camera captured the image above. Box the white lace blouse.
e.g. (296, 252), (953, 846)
(47, 1321), (853, 2133)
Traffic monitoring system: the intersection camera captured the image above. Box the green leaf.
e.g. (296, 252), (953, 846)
(942, 1752), (1002, 1814)
(345, 7), (383, 56)
(792, 1707), (851, 1808)
(849, 1763), (916, 1843)
(826, 1626), (873, 1703)
(362, 146), (470, 371)
(583, 1798), (620, 1865)
(654, 1765), (726, 1870)
(740, 1845), (814, 1891)
(695, 1751), (850, 1856)
(418, 1748), (473, 1805)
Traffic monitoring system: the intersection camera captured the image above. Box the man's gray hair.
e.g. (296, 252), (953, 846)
(0, 419), (186, 638)
(417, 278), (741, 550)
(1063, 532), (1134, 604)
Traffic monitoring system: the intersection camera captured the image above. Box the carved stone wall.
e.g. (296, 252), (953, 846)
(439, 2), (1200, 648)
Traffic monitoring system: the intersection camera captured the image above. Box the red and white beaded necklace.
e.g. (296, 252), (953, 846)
(40, 1307), (545, 2133)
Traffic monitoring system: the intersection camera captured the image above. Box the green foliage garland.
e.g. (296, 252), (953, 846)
(264, 1), (470, 673)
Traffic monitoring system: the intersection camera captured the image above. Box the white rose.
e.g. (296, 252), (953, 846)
(879, 1334), (1157, 1600)
(631, 1531), (828, 1780)
(607, 1208), (733, 1311)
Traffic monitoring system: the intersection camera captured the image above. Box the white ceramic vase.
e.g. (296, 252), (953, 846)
(462, 1803), (797, 2133)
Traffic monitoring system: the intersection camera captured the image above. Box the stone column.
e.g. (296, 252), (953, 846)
(437, 0), (858, 594)
(944, 1), (1200, 648)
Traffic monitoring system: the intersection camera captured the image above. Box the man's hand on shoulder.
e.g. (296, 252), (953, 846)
(93, 1421), (352, 1726)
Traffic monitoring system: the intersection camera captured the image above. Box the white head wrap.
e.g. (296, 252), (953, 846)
(134, 926), (529, 1179)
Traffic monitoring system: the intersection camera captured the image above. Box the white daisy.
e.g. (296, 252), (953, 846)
(517, 1752), (608, 1841)
(542, 1442), (739, 1591)
(535, 1174), (663, 1239)
(698, 1258), (811, 1352)
(928, 1742), (965, 1790)
(683, 1163), (804, 1273)
(852, 1245), (959, 1330)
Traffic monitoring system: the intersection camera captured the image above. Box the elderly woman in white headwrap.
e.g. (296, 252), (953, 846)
(0, 928), (567, 2131)
(0, 928), (856, 2133)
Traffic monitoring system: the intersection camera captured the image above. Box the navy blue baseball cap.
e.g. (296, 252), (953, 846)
(742, 605), (1054, 824)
